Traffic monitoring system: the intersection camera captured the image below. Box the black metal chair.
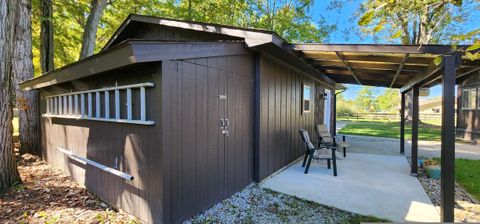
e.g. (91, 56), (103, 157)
(315, 124), (350, 158)
(299, 129), (337, 176)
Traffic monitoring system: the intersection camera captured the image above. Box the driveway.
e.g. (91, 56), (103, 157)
(335, 122), (480, 160)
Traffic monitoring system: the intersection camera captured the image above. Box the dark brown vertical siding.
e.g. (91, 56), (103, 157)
(195, 58), (209, 213)
(314, 82), (326, 128)
(130, 23), (242, 43)
(456, 71), (480, 141)
(162, 54), (255, 224)
(206, 57), (220, 207)
(257, 54), (331, 180)
(39, 63), (163, 224)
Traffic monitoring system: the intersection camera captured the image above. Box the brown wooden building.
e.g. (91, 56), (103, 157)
(20, 15), (337, 223)
(20, 14), (480, 223)
(457, 70), (480, 142)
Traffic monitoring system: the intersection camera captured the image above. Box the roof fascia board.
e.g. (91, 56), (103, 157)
(20, 43), (136, 90)
(133, 42), (250, 62)
(20, 42), (250, 90)
(286, 44), (473, 55)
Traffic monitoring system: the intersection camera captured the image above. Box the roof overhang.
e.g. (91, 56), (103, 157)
(103, 14), (285, 51)
(285, 44), (480, 90)
(20, 41), (250, 90)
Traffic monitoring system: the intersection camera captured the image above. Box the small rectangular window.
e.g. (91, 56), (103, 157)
(302, 83), (312, 114)
(462, 88), (477, 110)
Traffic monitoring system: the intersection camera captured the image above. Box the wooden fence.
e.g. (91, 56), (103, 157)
(338, 112), (446, 122)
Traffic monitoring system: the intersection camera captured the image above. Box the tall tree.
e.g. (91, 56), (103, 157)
(328, 0), (478, 44)
(79, 0), (108, 59)
(355, 86), (377, 112)
(0, 0), (22, 192)
(377, 88), (400, 112)
(12, 0), (40, 155)
(40, 0), (54, 73)
(357, 0), (473, 44)
(29, 0), (335, 71)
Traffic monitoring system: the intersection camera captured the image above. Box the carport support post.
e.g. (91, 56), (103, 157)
(411, 86), (419, 176)
(440, 54), (456, 222)
(332, 92), (337, 135)
(400, 92), (405, 154)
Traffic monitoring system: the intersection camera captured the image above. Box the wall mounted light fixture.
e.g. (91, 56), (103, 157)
(320, 93), (328, 100)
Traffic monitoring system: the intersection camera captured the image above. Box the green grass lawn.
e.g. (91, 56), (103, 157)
(430, 158), (480, 201)
(338, 120), (441, 141)
(455, 159), (480, 201)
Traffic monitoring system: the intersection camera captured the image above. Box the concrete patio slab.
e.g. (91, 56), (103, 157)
(260, 153), (440, 222)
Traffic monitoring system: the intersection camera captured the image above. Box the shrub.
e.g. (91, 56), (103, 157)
(337, 101), (356, 116)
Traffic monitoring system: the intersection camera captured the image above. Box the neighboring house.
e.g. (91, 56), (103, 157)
(420, 98), (443, 113)
(457, 70), (480, 142)
(19, 15), (336, 224)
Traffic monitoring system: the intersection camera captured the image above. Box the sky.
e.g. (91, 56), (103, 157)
(309, 0), (479, 100)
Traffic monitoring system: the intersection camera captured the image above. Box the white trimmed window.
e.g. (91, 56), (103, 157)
(462, 88), (477, 110)
(44, 82), (154, 125)
(302, 83), (312, 114)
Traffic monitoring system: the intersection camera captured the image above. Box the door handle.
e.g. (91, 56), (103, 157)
(225, 118), (230, 128)
(220, 118), (225, 129)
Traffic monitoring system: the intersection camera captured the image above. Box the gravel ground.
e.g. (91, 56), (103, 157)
(412, 158), (480, 222)
(184, 184), (385, 224)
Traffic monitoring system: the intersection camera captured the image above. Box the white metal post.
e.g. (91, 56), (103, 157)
(140, 87), (146, 121)
(105, 91), (110, 119)
(74, 94), (79, 115)
(115, 89), (120, 119)
(80, 94), (85, 118)
(88, 93), (93, 117)
(68, 95), (73, 115)
(127, 88), (132, 120)
(96, 92), (101, 118)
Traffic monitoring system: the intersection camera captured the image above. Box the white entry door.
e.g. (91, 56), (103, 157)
(324, 89), (331, 131)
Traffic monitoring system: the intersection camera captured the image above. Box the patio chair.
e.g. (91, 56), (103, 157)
(315, 124), (350, 158)
(299, 129), (337, 176)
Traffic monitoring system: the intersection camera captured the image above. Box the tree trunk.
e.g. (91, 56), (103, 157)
(13, 0), (40, 155)
(40, 0), (54, 73)
(0, 0), (22, 192)
(79, 0), (107, 59)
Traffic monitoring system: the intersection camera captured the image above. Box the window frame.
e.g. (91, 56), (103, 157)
(461, 88), (477, 110)
(302, 82), (313, 115)
(478, 87), (480, 110)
